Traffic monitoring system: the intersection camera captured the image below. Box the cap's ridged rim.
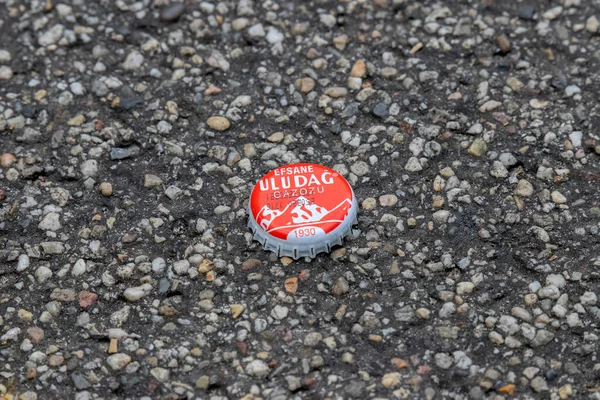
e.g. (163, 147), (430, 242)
(247, 193), (358, 260)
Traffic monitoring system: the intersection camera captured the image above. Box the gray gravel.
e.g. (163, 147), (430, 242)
(1, 0), (600, 399)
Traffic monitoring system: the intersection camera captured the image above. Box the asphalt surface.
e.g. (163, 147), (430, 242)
(1, 0), (600, 399)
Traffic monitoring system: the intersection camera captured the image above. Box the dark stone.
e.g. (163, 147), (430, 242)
(72, 373), (92, 390)
(159, 278), (171, 294)
(121, 376), (141, 389)
(492, 287), (506, 299)
(161, 4), (186, 22)
(92, 80), (109, 97)
(51, 131), (64, 149)
(372, 102), (388, 119)
(116, 26), (131, 37)
(551, 74), (568, 90)
(330, 123), (341, 135)
(545, 369), (559, 381)
(344, 380), (366, 398)
(518, 4), (535, 20)
(22, 105), (37, 118)
(64, 306), (78, 315)
(260, 330), (276, 341)
(342, 103), (360, 118)
(0, 349), (13, 359)
(110, 148), (132, 160)
(453, 368), (470, 377)
(118, 98), (143, 111)
(67, 357), (79, 371)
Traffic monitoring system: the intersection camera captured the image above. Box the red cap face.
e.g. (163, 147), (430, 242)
(249, 163), (355, 241)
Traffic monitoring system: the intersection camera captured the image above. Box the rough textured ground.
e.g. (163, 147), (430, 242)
(1, 0), (600, 399)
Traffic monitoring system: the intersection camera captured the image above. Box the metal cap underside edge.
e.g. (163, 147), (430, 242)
(247, 196), (359, 260)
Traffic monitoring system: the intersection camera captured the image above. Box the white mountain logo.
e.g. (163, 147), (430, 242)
(256, 196), (352, 233)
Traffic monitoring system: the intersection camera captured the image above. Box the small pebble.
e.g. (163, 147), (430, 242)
(207, 116), (231, 131)
(99, 182), (113, 196)
(496, 34), (511, 52)
(350, 60), (366, 78)
(1, 153), (17, 167)
(161, 4), (186, 21)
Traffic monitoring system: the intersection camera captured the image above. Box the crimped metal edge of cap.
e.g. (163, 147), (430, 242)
(247, 195), (358, 260)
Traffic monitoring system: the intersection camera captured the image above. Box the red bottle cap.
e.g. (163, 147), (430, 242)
(248, 163), (358, 259)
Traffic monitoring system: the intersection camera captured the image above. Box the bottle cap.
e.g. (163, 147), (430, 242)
(247, 163), (358, 259)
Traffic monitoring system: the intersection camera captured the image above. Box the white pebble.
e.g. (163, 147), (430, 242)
(123, 51), (144, 70)
(72, 259), (87, 277)
(271, 305), (289, 320)
(545, 274), (566, 288)
(35, 266), (53, 283)
(123, 284), (152, 301)
(17, 254), (30, 272)
(81, 160), (98, 177)
(70, 82), (85, 95)
(152, 258), (166, 274)
(173, 260), (190, 275)
(0, 49), (11, 63)
(245, 360), (269, 376)
(38, 212), (62, 231)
